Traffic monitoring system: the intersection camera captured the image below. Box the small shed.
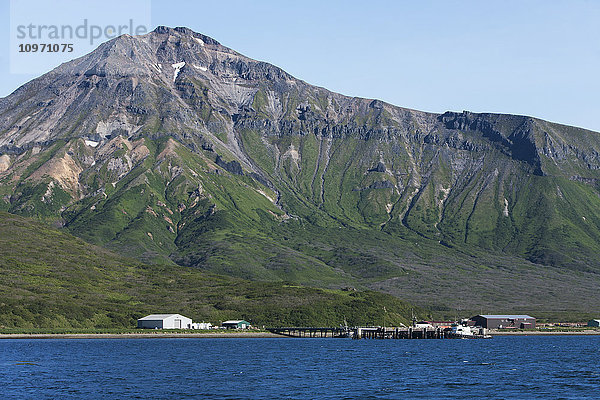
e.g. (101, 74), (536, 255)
(470, 315), (536, 329)
(588, 319), (600, 327)
(222, 320), (251, 329)
(137, 314), (192, 329)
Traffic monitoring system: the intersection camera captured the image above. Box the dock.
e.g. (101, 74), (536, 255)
(266, 327), (346, 338)
(267, 326), (490, 339)
(355, 326), (446, 339)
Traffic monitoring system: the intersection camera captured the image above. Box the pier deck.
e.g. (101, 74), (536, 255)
(268, 326), (448, 339)
(266, 327), (346, 338)
(355, 326), (445, 339)
(268, 326), (490, 339)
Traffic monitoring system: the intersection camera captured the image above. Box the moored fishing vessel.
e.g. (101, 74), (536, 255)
(447, 324), (492, 339)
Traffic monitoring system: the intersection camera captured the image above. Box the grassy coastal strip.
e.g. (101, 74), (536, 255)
(0, 328), (267, 335)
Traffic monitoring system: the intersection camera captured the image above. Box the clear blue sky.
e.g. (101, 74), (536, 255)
(2, 0), (599, 132)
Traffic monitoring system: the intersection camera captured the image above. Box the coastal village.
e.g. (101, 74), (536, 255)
(137, 314), (252, 331)
(135, 314), (600, 339)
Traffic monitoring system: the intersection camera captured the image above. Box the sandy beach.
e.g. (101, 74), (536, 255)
(0, 331), (284, 339)
(489, 330), (600, 336)
(3, 330), (600, 339)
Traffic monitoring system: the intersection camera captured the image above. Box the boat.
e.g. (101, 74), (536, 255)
(448, 324), (492, 339)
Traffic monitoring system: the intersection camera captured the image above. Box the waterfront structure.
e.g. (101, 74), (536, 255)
(429, 321), (455, 329)
(588, 319), (600, 327)
(137, 314), (193, 329)
(268, 327), (347, 338)
(192, 322), (213, 330)
(470, 315), (536, 329)
(448, 324), (491, 339)
(267, 326), (491, 339)
(221, 320), (251, 329)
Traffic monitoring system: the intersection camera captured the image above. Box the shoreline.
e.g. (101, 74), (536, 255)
(0, 332), (285, 339)
(3, 330), (600, 339)
(490, 330), (600, 336)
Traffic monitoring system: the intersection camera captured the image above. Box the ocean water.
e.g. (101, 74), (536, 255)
(1, 336), (599, 399)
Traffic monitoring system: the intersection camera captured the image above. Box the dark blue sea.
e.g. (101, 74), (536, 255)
(1, 336), (599, 399)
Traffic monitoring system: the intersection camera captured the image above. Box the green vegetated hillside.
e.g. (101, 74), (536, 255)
(1, 26), (600, 317)
(0, 212), (417, 329)
(3, 133), (598, 317)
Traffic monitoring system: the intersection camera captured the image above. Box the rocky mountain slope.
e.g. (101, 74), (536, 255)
(1, 26), (600, 314)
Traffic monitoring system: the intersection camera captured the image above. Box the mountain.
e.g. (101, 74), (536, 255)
(1, 26), (600, 316)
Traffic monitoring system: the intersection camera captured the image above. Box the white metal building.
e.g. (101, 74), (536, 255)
(137, 314), (193, 329)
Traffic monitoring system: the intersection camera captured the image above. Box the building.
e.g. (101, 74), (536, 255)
(429, 321), (457, 329)
(137, 314), (193, 329)
(192, 322), (213, 330)
(470, 315), (536, 329)
(588, 319), (600, 327)
(221, 320), (251, 329)
(413, 321), (434, 329)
